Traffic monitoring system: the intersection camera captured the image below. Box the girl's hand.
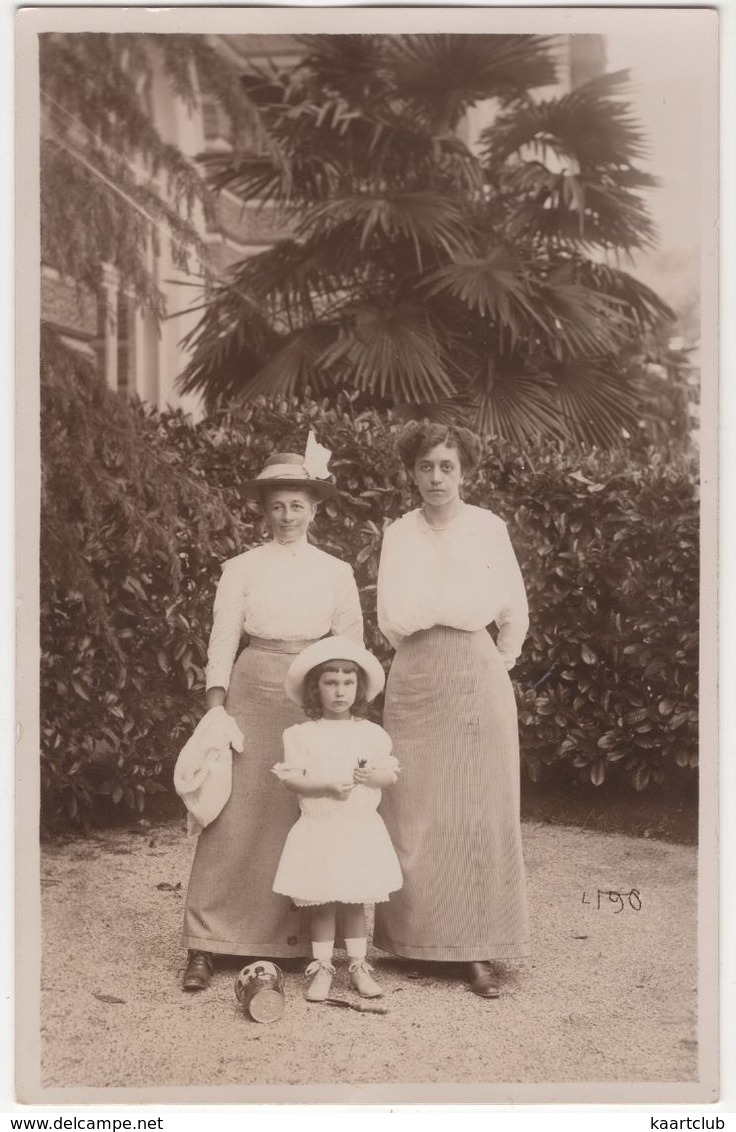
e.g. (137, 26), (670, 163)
(326, 780), (355, 800)
(353, 765), (397, 788)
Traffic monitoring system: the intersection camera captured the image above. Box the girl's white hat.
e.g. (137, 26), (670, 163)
(285, 636), (386, 707)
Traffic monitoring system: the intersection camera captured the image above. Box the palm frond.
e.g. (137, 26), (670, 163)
(572, 260), (674, 329)
(535, 280), (632, 357)
(482, 69), (657, 251)
(424, 248), (541, 350)
(504, 191), (658, 253)
(467, 356), (570, 445)
(320, 303), (457, 403)
(219, 238), (360, 327)
(177, 277), (280, 404)
(385, 35), (557, 129)
(483, 70), (649, 167)
(233, 322), (341, 401)
(304, 192), (473, 268)
(544, 356), (642, 447)
(203, 59), (484, 209)
(294, 35), (390, 102)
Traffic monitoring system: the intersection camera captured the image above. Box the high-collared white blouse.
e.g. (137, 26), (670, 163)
(377, 505), (529, 667)
(205, 537), (363, 691)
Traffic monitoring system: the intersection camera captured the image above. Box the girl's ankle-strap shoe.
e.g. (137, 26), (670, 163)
(304, 959), (336, 1002)
(348, 959), (383, 998)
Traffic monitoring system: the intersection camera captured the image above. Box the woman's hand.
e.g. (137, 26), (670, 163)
(353, 765), (397, 788)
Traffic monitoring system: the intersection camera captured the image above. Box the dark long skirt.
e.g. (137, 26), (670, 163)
(182, 639), (317, 958)
(373, 626), (530, 961)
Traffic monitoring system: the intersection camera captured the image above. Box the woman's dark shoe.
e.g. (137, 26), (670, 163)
(182, 950), (214, 991)
(466, 961), (501, 998)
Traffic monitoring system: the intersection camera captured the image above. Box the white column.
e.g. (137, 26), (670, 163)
(130, 240), (160, 404)
(100, 263), (120, 393)
(148, 47), (206, 420)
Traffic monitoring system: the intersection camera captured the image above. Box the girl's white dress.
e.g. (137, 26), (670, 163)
(272, 718), (403, 906)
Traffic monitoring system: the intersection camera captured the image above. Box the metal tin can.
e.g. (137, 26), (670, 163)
(234, 961), (285, 1023)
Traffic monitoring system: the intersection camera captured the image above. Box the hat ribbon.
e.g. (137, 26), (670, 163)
(303, 431), (332, 480)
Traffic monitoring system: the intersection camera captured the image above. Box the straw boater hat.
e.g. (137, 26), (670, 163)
(242, 432), (338, 501)
(285, 636), (386, 707)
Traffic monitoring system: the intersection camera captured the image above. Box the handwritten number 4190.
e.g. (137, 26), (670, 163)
(582, 889), (642, 912)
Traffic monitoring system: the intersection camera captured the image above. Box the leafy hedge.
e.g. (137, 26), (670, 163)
(40, 332), (244, 828)
(41, 365), (699, 830)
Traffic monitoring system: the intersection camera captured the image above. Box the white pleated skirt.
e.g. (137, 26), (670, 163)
(273, 806), (403, 907)
(373, 626), (530, 961)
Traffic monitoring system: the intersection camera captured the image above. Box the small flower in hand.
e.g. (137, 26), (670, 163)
(354, 756), (400, 788)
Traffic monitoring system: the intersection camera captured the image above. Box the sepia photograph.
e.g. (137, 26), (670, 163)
(15, 5), (719, 1106)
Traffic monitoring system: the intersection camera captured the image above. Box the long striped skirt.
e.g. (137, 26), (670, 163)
(182, 638), (317, 958)
(373, 626), (530, 962)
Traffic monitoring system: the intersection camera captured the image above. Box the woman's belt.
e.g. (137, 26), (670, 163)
(247, 636), (320, 655)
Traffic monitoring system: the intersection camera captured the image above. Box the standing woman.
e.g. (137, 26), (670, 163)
(373, 421), (530, 998)
(181, 440), (363, 990)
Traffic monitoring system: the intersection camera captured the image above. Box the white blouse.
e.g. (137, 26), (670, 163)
(377, 505), (529, 667)
(274, 718), (400, 821)
(205, 538), (363, 691)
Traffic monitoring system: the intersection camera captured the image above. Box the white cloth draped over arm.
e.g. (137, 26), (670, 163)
(205, 558), (245, 692)
(173, 706), (245, 836)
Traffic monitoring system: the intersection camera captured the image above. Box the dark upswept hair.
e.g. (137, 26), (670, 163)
(302, 660), (369, 720)
(395, 421), (482, 474)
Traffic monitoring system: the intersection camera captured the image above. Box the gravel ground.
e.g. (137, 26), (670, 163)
(39, 819), (698, 1094)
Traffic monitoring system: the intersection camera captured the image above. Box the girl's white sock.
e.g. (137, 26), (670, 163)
(344, 937), (367, 960)
(312, 940), (334, 961)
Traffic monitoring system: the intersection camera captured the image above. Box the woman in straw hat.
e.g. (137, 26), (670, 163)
(374, 421), (530, 999)
(181, 435), (364, 991)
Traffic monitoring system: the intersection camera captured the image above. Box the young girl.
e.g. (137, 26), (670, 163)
(272, 636), (402, 1002)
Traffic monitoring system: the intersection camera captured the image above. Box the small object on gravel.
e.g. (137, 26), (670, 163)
(235, 961), (285, 1024)
(93, 993), (126, 1004)
(322, 997), (389, 1015)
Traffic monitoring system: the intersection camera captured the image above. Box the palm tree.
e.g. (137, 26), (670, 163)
(179, 34), (673, 446)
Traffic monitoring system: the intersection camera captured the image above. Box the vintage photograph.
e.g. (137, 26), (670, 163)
(16, 5), (718, 1105)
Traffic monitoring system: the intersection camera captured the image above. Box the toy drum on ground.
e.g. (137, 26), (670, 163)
(235, 961), (285, 1023)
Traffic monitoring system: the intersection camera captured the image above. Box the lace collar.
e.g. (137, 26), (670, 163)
(267, 535), (311, 557)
